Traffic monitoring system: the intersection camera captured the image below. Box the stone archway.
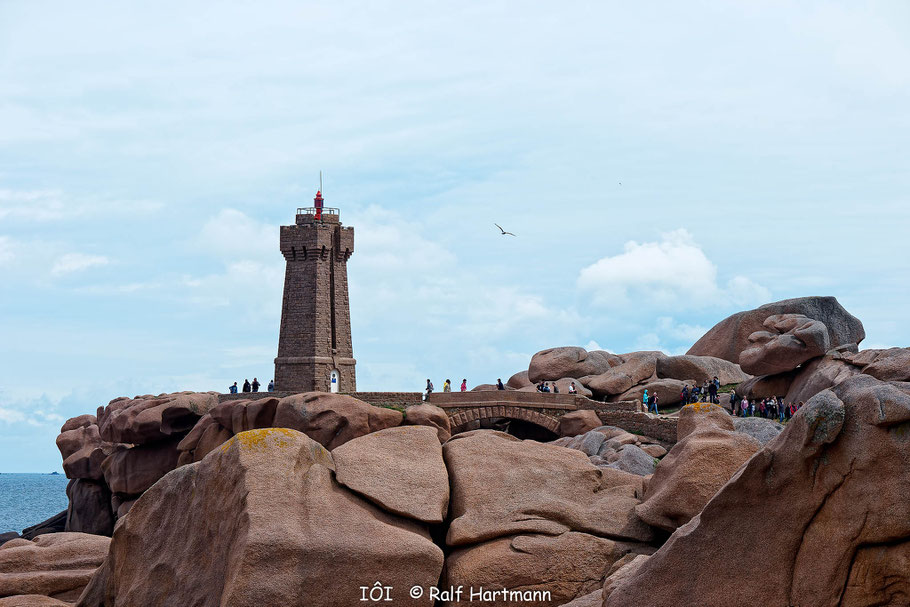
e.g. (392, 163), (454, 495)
(449, 405), (561, 439)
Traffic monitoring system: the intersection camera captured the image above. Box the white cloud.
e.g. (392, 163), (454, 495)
(0, 407), (27, 424)
(577, 229), (769, 309)
(51, 252), (110, 275)
(198, 209), (275, 262)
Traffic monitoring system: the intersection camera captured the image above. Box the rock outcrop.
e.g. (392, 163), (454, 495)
(634, 404), (760, 532)
(444, 430), (653, 546)
(731, 417), (783, 445)
(177, 393), (403, 464)
(606, 375), (910, 607)
(64, 481), (113, 537)
(403, 403), (451, 442)
(0, 533), (109, 604)
(97, 392), (218, 445)
(655, 355), (750, 385)
(739, 314), (831, 375)
(332, 426), (449, 524)
(78, 428), (444, 607)
(687, 296), (865, 364)
(444, 532), (652, 607)
(528, 347), (620, 383)
(557, 410), (603, 437)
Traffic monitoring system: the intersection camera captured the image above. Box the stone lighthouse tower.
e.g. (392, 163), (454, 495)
(274, 191), (356, 393)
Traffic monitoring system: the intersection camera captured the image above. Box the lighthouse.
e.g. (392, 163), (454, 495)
(274, 190), (356, 393)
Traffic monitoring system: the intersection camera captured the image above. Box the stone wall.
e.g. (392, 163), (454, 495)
(217, 391), (422, 410)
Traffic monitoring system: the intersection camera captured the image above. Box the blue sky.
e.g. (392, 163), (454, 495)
(1, 1), (908, 471)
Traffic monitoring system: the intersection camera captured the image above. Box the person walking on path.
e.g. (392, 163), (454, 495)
(267, 379), (274, 392)
(649, 393), (660, 414)
(251, 378), (260, 393)
(242, 379), (251, 393)
(443, 379), (451, 393)
(425, 379), (434, 400)
(460, 379), (467, 392)
(229, 382), (238, 394)
(642, 389), (649, 411)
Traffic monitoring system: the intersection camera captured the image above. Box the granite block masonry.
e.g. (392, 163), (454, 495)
(274, 191), (356, 392)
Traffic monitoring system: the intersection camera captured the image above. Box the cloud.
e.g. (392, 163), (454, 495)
(577, 229), (770, 309)
(51, 252), (110, 275)
(0, 407), (27, 424)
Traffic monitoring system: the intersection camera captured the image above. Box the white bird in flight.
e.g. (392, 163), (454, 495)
(494, 223), (516, 237)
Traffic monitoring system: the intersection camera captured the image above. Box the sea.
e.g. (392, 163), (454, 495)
(0, 473), (70, 534)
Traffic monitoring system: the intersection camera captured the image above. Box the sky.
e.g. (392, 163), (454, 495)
(1, 1), (908, 471)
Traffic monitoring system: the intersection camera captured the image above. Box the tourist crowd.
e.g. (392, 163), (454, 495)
(228, 378), (275, 394)
(732, 395), (803, 421)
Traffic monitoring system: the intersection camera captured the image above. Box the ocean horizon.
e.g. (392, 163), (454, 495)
(0, 473), (70, 534)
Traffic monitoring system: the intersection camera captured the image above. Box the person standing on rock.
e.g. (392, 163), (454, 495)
(553, 383), (559, 393)
(568, 382), (577, 394)
(460, 379), (467, 392)
(251, 378), (260, 392)
(496, 378), (505, 390)
(242, 379), (251, 393)
(681, 385), (689, 405)
(229, 382), (238, 394)
(642, 388), (649, 410)
(443, 379), (451, 392)
(708, 381), (718, 404)
(425, 379), (434, 399)
(267, 379), (274, 392)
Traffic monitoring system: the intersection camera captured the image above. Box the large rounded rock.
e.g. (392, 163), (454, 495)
(558, 410), (603, 437)
(582, 351), (665, 398)
(687, 296), (865, 364)
(606, 444), (657, 477)
(732, 417), (783, 446)
(332, 426), (449, 524)
(848, 347), (910, 382)
(56, 417), (107, 481)
(528, 347), (621, 383)
(272, 393), (403, 450)
(784, 352), (863, 404)
(507, 371), (532, 389)
(635, 407), (761, 532)
(78, 428), (443, 607)
(444, 532), (652, 607)
(403, 403), (451, 442)
(607, 375), (910, 607)
(97, 392), (218, 445)
(0, 533), (109, 604)
(176, 393), (404, 462)
(739, 314), (831, 375)
(444, 431), (653, 546)
(101, 436), (182, 496)
(676, 403), (733, 441)
(656, 355), (750, 385)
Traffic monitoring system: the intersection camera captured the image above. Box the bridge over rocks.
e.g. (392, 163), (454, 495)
(427, 391), (677, 444)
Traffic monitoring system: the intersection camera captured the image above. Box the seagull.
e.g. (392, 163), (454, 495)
(494, 223), (516, 237)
